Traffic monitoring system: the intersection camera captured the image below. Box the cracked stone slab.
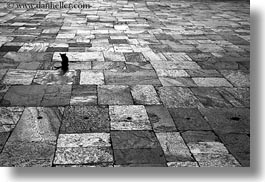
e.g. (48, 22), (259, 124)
(60, 106), (110, 133)
(53, 52), (104, 62)
(111, 131), (160, 149)
(98, 85), (133, 105)
(192, 78), (233, 87)
(7, 107), (61, 143)
(70, 85), (97, 105)
(220, 70), (250, 87)
(33, 70), (78, 85)
(191, 87), (232, 108)
(131, 85), (161, 105)
(41, 85), (72, 106)
(1, 85), (45, 106)
(145, 106), (176, 132)
(57, 133), (111, 148)
(80, 70), (104, 85)
(105, 70), (161, 86)
(109, 105), (152, 130)
(2, 69), (36, 85)
(113, 148), (166, 165)
(169, 108), (211, 131)
(158, 87), (202, 108)
(156, 132), (194, 162)
(54, 147), (113, 165)
(199, 108), (250, 134)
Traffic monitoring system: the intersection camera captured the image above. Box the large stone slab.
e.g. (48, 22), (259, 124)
(60, 106), (110, 133)
(109, 105), (152, 130)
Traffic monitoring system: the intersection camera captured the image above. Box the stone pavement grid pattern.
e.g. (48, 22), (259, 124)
(0, 0), (250, 167)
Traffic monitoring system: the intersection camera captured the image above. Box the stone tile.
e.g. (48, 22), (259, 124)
(0, 69), (7, 81)
(60, 106), (110, 133)
(0, 85), (9, 102)
(145, 106), (177, 132)
(192, 78), (233, 87)
(188, 142), (229, 154)
(98, 85), (133, 105)
(113, 148), (166, 165)
(191, 87), (232, 108)
(156, 132), (194, 162)
(41, 85), (72, 106)
(70, 85), (97, 105)
(103, 52), (126, 62)
(54, 147), (113, 165)
(52, 62), (91, 70)
(80, 70), (104, 85)
(105, 70), (161, 86)
(199, 108), (250, 134)
(194, 153), (241, 167)
(217, 87), (250, 107)
(115, 163), (167, 167)
(57, 133), (111, 147)
(197, 44), (225, 53)
(124, 52), (146, 62)
(156, 69), (189, 77)
(53, 52), (104, 62)
(169, 108), (211, 131)
(125, 62), (153, 72)
(18, 43), (49, 52)
(0, 132), (9, 152)
(111, 131), (160, 149)
(2, 69), (36, 85)
(182, 131), (220, 143)
(151, 60), (200, 70)
(220, 70), (250, 87)
(33, 70), (78, 85)
(109, 105), (151, 130)
(131, 85), (161, 105)
(0, 107), (24, 125)
(159, 77), (197, 87)
(186, 69), (222, 77)
(0, 141), (55, 167)
(158, 87), (202, 108)
(92, 61), (126, 71)
(1, 85), (45, 106)
(7, 107), (61, 143)
(109, 39), (128, 44)
(219, 133), (250, 167)
(167, 162), (199, 167)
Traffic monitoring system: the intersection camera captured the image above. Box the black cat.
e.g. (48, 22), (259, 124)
(54, 53), (69, 74)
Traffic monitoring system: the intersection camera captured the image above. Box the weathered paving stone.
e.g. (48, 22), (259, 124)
(52, 62), (91, 70)
(55, 163), (114, 167)
(0, 85), (9, 102)
(169, 108), (211, 131)
(92, 61), (126, 71)
(54, 147), (113, 165)
(181, 131), (220, 144)
(191, 87), (232, 108)
(18, 43), (49, 52)
(113, 148), (166, 165)
(188, 142), (230, 154)
(217, 87), (250, 107)
(109, 39), (128, 44)
(156, 69), (189, 77)
(192, 77), (233, 87)
(219, 133), (250, 167)
(167, 162), (199, 167)
(220, 70), (250, 87)
(103, 52), (126, 62)
(60, 106), (110, 133)
(125, 62), (153, 72)
(80, 70), (104, 85)
(197, 44), (225, 53)
(98, 85), (133, 105)
(70, 85), (97, 105)
(156, 132), (194, 162)
(1, 85), (45, 106)
(145, 106), (177, 132)
(53, 52), (104, 62)
(41, 85), (72, 106)
(0, 141), (55, 167)
(111, 131), (160, 149)
(158, 87), (202, 108)
(124, 52), (146, 62)
(186, 69), (222, 77)
(0, 69), (7, 81)
(114, 163), (167, 167)
(199, 108), (250, 134)
(0, 107), (24, 132)
(131, 85), (161, 105)
(33, 70), (78, 85)
(57, 133), (111, 148)
(105, 70), (161, 86)
(151, 59), (200, 70)
(0, 132), (9, 152)
(159, 77), (197, 87)
(2, 69), (36, 85)
(109, 105), (152, 130)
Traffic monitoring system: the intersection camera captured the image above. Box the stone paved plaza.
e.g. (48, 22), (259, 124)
(0, 0), (250, 167)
